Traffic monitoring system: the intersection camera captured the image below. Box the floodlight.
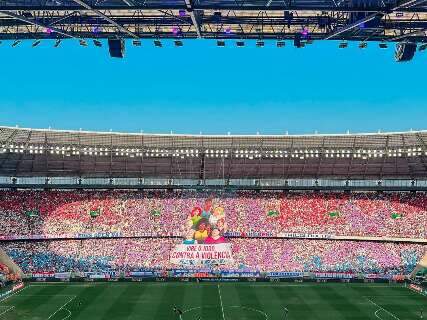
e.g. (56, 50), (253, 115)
(12, 40), (21, 47)
(93, 39), (102, 47)
(32, 40), (41, 47)
(276, 40), (285, 47)
(79, 39), (88, 46)
(174, 40), (183, 47)
(132, 40), (142, 46)
(339, 41), (348, 48)
(418, 43), (427, 51)
(217, 40), (225, 47)
(359, 41), (367, 49)
(154, 39), (162, 47)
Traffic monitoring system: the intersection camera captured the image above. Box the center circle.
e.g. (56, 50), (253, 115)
(182, 305), (268, 320)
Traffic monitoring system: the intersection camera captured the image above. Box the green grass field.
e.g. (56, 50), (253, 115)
(0, 282), (425, 320)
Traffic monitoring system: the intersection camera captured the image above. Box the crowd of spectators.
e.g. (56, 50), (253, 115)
(0, 262), (19, 285)
(3, 239), (424, 275)
(0, 190), (425, 238)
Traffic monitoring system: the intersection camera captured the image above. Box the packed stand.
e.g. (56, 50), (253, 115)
(0, 190), (426, 239)
(3, 239), (425, 275)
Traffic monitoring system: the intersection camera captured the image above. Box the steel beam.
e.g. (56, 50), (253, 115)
(185, 0), (202, 38)
(0, 10), (76, 38)
(389, 29), (426, 41)
(324, 13), (382, 39)
(69, 0), (139, 38)
(393, 0), (427, 10)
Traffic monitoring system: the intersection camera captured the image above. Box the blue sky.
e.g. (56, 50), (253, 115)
(0, 39), (426, 135)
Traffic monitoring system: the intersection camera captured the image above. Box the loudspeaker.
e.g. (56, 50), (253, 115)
(108, 39), (125, 58)
(395, 42), (417, 62)
(294, 33), (302, 48)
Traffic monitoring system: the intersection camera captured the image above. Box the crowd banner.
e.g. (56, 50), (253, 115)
(266, 272), (303, 278)
(54, 272), (71, 279)
(409, 284), (427, 295)
(84, 272), (110, 279)
(1, 233), (426, 243)
(313, 272), (356, 279)
(31, 271), (55, 278)
(365, 273), (392, 279)
(170, 244), (233, 266)
(276, 233), (332, 239)
(220, 271), (261, 278)
(127, 271), (158, 277)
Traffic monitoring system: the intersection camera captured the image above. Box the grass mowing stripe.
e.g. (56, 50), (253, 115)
(100, 283), (148, 320)
(152, 282), (187, 320)
(272, 283), (322, 320)
(234, 282), (266, 320)
(328, 284), (372, 319)
(66, 283), (109, 320)
(200, 282), (221, 320)
(47, 295), (76, 320)
(0, 284), (69, 320)
(1, 282), (422, 320)
(217, 284), (226, 320)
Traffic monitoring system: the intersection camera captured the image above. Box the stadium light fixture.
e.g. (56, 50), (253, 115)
(79, 39), (88, 47)
(132, 40), (142, 46)
(174, 40), (183, 47)
(236, 40), (245, 47)
(276, 40), (285, 47)
(217, 40), (225, 47)
(379, 41), (388, 49)
(359, 41), (367, 49)
(256, 40), (265, 47)
(339, 41), (348, 48)
(54, 39), (62, 48)
(154, 39), (162, 47)
(93, 39), (102, 47)
(32, 39), (41, 47)
(419, 43), (427, 51)
(12, 40), (21, 47)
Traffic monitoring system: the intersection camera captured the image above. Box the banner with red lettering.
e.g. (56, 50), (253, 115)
(170, 244), (233, 266)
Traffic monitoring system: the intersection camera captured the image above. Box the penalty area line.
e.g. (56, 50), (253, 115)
(47, 295), (77, 320)
(366, 298), (400, 320)
(0, 306), (15, 317)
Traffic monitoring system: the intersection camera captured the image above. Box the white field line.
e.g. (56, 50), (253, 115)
(228, 306), (269, 320)
(47, 295), (77, 320)
(217, 284), (226, 320)
(0, 285), (29, 303)
(182, 305), (268, 320)
(17, 295), (76, 297)
(366, 298), (401, 320)
(374, 308), (384, 320)
(0, 306), (15, 317)
(61, 308), (72, 320)
(28, 283), (402, 288)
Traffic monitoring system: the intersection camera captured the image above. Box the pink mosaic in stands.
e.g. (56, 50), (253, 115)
(3, 239), (424, 274)
(0, 190), (425, 238)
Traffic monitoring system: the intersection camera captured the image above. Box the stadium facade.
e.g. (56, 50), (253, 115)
(1, 126), (427, 190)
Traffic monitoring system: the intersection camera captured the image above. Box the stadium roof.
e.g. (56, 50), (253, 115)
(0, 0), (426, 48)
(1, 125), (427, 180)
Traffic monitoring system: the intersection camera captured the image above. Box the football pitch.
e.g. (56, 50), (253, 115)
(0, 282), (425, 320)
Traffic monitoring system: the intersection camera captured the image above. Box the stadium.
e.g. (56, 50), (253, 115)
(0, 125), (426, 320)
